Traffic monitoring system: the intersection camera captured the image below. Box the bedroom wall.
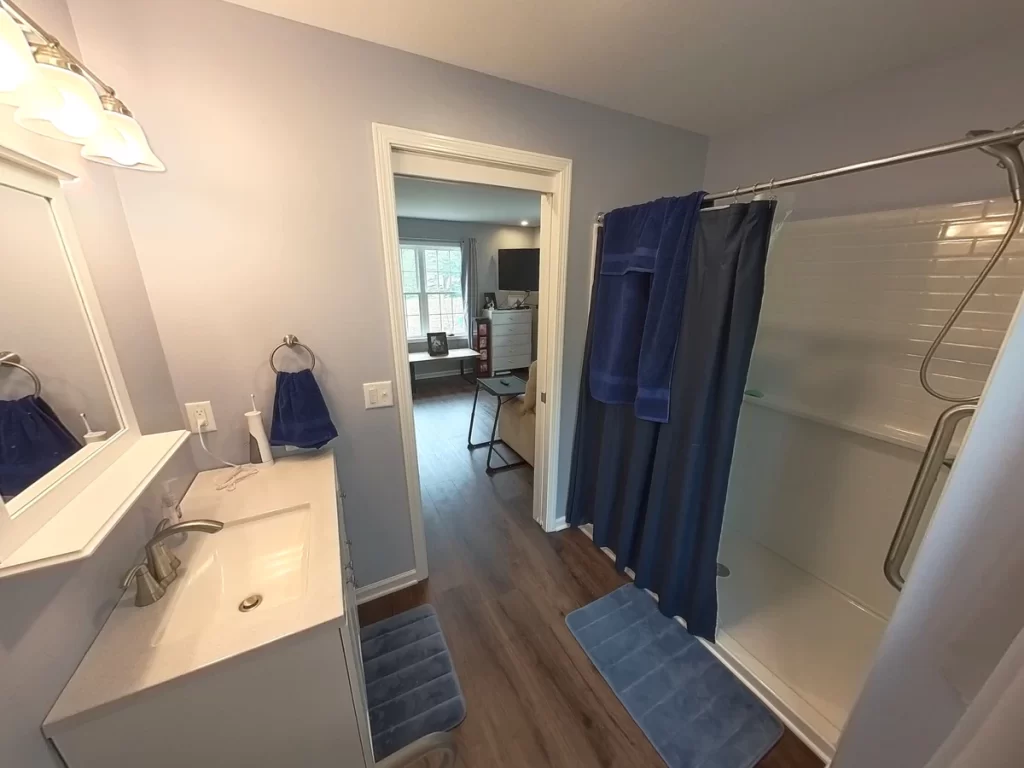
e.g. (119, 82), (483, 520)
(67, 0), (709, 587)
(398, 217), (540, 379)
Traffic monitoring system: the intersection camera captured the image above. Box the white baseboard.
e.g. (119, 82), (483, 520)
(551, 516), (570, 532)
(356, 569), (419, 604)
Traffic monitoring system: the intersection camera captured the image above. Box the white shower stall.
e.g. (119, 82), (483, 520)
(711, 196), (1024, 760)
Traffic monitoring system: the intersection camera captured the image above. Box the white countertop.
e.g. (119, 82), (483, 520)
(44, 451), (345, 734)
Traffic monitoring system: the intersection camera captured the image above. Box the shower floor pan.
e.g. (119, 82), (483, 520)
(714, 533), (888, 762)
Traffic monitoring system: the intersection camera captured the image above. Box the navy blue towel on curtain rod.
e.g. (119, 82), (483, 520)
(589, 193), (705, 423)
(567, 200), (776, 641)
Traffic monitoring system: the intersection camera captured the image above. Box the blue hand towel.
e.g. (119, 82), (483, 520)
(590, 192), (705, 422)
(270, 369), (338, 449)
(0, 396), (82, 498)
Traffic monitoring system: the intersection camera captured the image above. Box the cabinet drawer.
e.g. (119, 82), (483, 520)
(492, 339), (531, 358)
(492, 331), (530, 350)
(493, 353), (532, 371)
(488, 311), (532, 327)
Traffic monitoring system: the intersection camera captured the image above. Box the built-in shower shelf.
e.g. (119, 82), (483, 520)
(742, 393), (934, 454)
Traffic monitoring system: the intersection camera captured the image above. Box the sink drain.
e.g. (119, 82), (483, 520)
(716, 562), (731, 578)
(238, 594), (263, 612)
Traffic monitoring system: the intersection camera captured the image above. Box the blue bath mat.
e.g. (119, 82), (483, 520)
(361, 604), (467, 759)
(566, 585), (782, 768)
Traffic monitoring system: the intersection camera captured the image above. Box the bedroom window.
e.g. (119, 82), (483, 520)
(400, 241), (465, 340)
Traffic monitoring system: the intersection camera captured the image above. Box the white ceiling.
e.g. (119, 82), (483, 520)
(223, 0), (1022, 134)
(394, 177), (541, 226)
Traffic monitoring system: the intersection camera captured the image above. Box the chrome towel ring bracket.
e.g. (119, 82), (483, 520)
(0, 351), (42, 397)
(269, 335), (316, 373)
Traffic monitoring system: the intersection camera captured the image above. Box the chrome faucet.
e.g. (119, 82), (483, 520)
(122, 518), (224, 607)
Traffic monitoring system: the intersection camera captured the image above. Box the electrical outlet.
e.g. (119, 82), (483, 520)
(185, 401), (217, 433)
(363, 381), (393, 409)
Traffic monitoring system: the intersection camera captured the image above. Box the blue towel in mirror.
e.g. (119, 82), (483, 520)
(270, 369), (338, 449)
(0, 396), (82, 498)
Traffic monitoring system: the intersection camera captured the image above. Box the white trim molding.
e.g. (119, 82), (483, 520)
(0, 153), (141, 566)
(1, 431), (190, 577)
(356, 569), (419, 604)
(372, 124), (573, 584)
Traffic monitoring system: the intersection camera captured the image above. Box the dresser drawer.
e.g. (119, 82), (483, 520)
(493, 339), (531, 359)
(493, 353), (532, 371)
(492, 332), (531, 352)
(488, 310), (532, 328)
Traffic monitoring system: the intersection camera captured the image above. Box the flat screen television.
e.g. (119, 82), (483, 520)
(497, 248), (540, 292)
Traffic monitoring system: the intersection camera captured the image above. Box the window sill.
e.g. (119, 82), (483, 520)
(0, 430), (190, 578)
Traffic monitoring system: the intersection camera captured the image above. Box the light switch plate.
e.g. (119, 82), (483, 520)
(184, 401), (217, 433)
(363, 381), (393, 409)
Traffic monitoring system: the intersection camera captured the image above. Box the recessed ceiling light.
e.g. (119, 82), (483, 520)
(520, 220), (529, 226)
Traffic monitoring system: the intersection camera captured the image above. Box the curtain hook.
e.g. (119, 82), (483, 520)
(768, 177), (776, 200)
(732, 186), (740, 203)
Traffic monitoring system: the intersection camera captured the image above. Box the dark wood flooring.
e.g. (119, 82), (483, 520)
(359, 376), (822, 768)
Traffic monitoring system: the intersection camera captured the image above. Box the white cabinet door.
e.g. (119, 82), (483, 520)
(340, 497), (374, 765)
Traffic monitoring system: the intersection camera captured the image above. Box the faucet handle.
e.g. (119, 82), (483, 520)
(122, 563), (166, 607)
(153, 518), (181, 573)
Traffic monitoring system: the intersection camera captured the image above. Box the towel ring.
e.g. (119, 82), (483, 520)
(0, 351), (42, 398)
(269, 335), (316, 373)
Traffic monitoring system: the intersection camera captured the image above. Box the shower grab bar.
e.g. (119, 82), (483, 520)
(884, 403), (975, 591)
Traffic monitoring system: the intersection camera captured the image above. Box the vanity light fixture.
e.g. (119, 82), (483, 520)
(520, 220), (529, 226)
(82, 94), (165, 171)
(0, 5), (35, 105)
(1, 0), (165, 171)
(14, 42), (103, 143)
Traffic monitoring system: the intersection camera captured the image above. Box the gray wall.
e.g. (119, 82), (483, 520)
(397, 218), (541, 299)
(398, 217), (539, 379)
(0, 5), (195, 765)
(704, 34), (1024, 218)
(68, 0), (709, 586)
(0, 0), (183, 437)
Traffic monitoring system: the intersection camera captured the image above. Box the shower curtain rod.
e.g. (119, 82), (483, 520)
(595, 123), (1024, 223)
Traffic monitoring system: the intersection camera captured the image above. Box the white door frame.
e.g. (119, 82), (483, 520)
(372, 124), (573, 581)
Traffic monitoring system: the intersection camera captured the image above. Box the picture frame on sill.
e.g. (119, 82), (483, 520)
(426, 332), (449, 356)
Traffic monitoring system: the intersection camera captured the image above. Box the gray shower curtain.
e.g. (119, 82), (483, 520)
(461, 237), (479, 335)
(566, 200), (776, 641)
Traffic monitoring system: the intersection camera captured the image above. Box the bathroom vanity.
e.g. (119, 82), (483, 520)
(43, 452), (374, 768)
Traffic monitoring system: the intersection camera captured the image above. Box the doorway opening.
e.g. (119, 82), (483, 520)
(372, 125), (572, 585)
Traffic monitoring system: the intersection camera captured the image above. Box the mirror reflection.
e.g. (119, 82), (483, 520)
(0, 183), (121, 502)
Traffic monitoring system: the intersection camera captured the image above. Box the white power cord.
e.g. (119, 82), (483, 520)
(196, 413), (258, 491)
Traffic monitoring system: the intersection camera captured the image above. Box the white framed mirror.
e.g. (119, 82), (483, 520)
(0, 150), (142, 566)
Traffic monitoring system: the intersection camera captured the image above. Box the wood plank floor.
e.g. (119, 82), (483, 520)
(359, 376), (822, 768)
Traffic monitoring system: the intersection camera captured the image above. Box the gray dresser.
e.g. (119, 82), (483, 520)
(485, 308), (533, 372)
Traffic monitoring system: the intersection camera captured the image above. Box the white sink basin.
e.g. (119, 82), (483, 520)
(153, 504), (312, 646)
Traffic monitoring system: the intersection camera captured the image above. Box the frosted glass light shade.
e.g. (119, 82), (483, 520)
(15, 62), (103, 143)
(0, 8), (36, 106)
(82, 110), (165, 171)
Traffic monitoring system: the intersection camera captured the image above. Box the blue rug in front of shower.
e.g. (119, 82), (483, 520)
(361, 604), (466, 759)
(566, 585), (782, 768)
